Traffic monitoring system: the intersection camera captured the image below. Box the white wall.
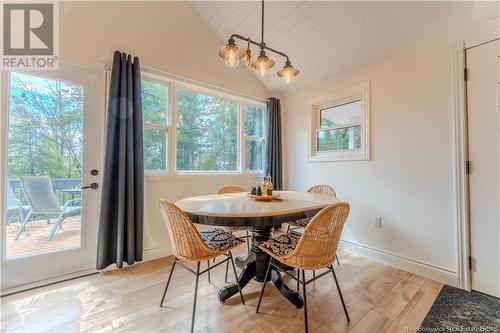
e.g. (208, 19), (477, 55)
(59, 2), (271, 258)
(282, 20), (499, 286)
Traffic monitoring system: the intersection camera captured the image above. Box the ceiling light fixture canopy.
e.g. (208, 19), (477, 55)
(217, 0), (299, 84)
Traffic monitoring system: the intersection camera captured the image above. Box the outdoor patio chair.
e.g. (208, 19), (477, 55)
(6, 183), (25, 225)
(15, 176), (81, 241)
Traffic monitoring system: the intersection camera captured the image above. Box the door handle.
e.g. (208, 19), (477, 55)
(81, 183), (99, 190)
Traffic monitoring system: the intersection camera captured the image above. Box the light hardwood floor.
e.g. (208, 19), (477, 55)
(0, 247), (442, 333)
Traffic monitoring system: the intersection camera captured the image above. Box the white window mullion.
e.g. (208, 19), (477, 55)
(238, 101), (243, 173)
(170, 83), (177, 174)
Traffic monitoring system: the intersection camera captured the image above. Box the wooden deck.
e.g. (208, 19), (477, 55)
(0, 248), (442, 332)
(5, 217), (81, 258)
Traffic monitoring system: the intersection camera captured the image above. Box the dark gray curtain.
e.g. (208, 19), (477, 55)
(97, 51), (144, 270)
(266, 97), (282, 190)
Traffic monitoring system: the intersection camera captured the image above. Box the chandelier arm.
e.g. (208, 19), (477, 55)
(230, 34), (290, 62)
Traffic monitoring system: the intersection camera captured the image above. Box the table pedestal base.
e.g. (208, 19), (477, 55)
(218, 225), (304, 308)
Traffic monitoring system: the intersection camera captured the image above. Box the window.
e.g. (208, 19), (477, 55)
(317, 100), (362, 151)
(244, 105), (265, 171)
(176, 89), (238, 172)
(310, 81), (370, 161)
(4, 72), (84, 258)
(140, 72), (266, 174)
(142, 79), (169, 171)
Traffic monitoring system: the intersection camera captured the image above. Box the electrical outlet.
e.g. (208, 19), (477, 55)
(373, 216), (382, 229)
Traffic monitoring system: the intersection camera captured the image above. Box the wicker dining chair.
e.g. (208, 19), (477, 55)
(216, 185), (253, 282)
(159, 200), (245, 333)
(256, 202), (350, 333)
(287, 185), (337, 231)
(287, 184), (340, 269)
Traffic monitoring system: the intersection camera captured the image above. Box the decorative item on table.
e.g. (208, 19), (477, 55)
(247, 175), (279, 201)
(262, 174), (273, 196)
(250, 187), (257, 195)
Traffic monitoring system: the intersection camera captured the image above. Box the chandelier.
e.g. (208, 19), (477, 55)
(218, 0), (299, 84)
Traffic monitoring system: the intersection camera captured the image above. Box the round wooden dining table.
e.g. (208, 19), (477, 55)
(176, 190), (339, 308)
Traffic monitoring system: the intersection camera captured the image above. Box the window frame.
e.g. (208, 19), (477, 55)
(309, 81), (370, 162)
(140, 69), (266, 176)
(242, 103), (266, 173)
(141, 75), (171, 175)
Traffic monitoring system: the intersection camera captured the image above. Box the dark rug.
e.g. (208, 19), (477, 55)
(419, 285), (500, 332)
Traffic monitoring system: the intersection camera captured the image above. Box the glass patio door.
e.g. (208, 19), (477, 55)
(0, 63), (104, 292)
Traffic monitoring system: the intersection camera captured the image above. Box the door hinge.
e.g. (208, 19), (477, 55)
(464, 67), (468, 81)
(465, 160), (471, 174)
(468, 256), (473, 270)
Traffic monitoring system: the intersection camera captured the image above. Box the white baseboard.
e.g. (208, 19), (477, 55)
(339, 239), (459, 287)
(143, 245), (171, 261)
(1, 267), (98, 297)
(1, 246), (172, 296)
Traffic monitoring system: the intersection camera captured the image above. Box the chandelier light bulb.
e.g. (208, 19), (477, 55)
(252, 50), (275, 77)
(282, 66), (294, 84)
(224, 44), (240, 67)
(256, 55), (269, 76)
(218, 38), (244, 68)
(277, 61), (299, 84)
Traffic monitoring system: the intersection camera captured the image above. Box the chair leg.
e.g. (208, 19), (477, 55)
(331, 266), (350, 322)
(48, 214), (65, 241)
(287, 224), (291, 233)
(224, 258), (229, 283)
(246, 230), (250, 254)
(207, 260), (211, 283)
(256, 257), (273, 313)
(312, 270), (316, 279)
(14, 210), (32, 240)
(190, 262), (201, 333)
(229, 252), (245, 305)
(297, 269), (300, 291)
(160, 259), (177, 307)
(302, 270), (309, 333)
(336, 254), (341, 266)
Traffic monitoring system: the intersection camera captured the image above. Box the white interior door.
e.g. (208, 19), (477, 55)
(467, 39), (500, 297)
(0, 63), (105, 292)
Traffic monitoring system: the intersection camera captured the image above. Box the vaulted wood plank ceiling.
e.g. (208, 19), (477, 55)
(187, 1), (499, 93)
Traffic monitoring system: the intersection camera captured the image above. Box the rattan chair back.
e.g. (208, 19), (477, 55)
(286, 202), (349, 269)
(216, 185), (246, 194)
(308, 184), (336, 197)
(159, 200), (217, 261)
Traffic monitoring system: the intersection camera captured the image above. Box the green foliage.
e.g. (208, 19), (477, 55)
(142, 80), (168, 125)
(244, 105), (263, 137)
(176, 89), (237, 171)
(143, 128), (167, 171)
(317, 126), (361, 151)
(141, 80), (169, 171)
(7, 72), (83, 180)
(246, 140), (263, 170)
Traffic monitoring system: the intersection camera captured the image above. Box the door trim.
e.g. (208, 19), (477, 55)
(454, 37), (500, 292)
(0, 63), (105, 291)
(452, 42), (471, 291)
